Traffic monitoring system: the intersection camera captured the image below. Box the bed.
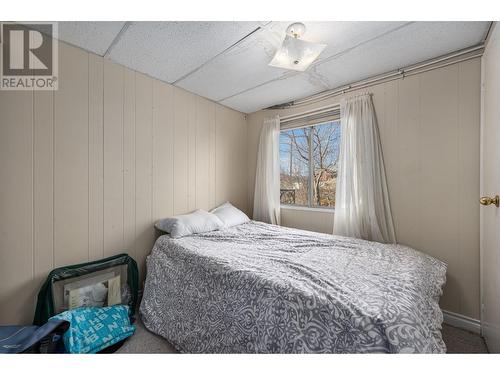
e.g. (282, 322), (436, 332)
(140, 221), (447, 353)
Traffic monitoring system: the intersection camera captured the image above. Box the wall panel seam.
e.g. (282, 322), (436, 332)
(151, 80), (154, 224)
(194, 97), (196, 208)
(87, 53), (90, 261)
(52, 78), (56, 268)
(102, 57), (105, 260)
(31, 83), (35, 283)
(122, 67), (126, 250)
(395, 82), (400, 238)
(457, 63), (461, 312)
(170, 88), (174, 217)
(417, 75), (422, 250)
(134, 72), (137, 261)
(214, 105), (217, 207)
(457, 62), (464, 314)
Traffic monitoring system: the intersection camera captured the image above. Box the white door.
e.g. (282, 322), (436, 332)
(481, 23), (500, 353)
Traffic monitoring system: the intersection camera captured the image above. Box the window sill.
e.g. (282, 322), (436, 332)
(280, 205), (335, 214)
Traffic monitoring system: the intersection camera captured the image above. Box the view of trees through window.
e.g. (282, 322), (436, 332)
(280, 120), (341, 208)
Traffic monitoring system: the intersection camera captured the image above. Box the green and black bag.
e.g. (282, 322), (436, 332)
(33, 253), (138, 326)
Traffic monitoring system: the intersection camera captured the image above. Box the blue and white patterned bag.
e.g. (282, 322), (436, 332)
(49, 305), (135, 353)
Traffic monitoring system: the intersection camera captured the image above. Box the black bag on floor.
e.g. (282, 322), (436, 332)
(0, 319), (69, 354)
(33, 253), (139, 326)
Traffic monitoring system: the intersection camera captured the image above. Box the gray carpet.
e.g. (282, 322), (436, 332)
(441, 324), (488, 353)
(117, 318), (488, 354)
(117, 317), (177, 353)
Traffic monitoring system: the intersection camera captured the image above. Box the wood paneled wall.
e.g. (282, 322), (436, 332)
(0, 42), (248, 324)
(247, 59), (481, 320)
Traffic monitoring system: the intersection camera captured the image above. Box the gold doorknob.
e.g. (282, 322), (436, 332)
(480, 195), (499, 207)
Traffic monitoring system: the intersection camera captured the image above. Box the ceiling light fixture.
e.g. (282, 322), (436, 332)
(268, 22), (326, 72)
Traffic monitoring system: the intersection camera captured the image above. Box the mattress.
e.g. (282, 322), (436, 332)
(140, 221), (447, 353)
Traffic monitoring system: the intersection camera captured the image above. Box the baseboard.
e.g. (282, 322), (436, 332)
(443, 310), (481, 335)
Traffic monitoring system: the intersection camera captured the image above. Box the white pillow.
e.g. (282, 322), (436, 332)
(155, 209), (224, 238)
(211, 202), (250, 228)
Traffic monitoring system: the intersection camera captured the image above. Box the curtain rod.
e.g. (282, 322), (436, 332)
(280, 103), (340, 123)
(269, 44), (484, 110)
(292, 44), (484, 107)
(278, 52), (481, 125)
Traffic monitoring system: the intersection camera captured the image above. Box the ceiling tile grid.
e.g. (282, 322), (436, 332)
(220, 73), (329, 114)
(312, 21), (489, 91)
(224, 21), (489, 113)
(107, 21), (265, 83)
(174, 22), (288, 101)
(175, 22), (411, 103)
(50, 21), (490, 113)
(56, 21), (126, 56)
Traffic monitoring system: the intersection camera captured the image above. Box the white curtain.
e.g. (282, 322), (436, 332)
(253, 115), (281, 225)
(333, 94), (396, 243)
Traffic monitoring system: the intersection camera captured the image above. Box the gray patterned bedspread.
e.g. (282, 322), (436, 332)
(140, 221), (447, 353)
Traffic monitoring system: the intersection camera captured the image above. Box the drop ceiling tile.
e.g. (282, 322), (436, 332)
(175, 22), (289, 101)
(294, 21), (411, 64)
(220, 72), (328, 113)
(313, 21), (489, 90)
(222, 21), (488, 113)
(56, 22), (126, 56)
(107, 21), (265, 83)
(176, 21), (410, 102)
(40, 21), (489, 114)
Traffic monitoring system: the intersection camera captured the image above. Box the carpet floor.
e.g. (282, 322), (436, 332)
(117, 318), (488, 354)
(441, 324), (488, 353)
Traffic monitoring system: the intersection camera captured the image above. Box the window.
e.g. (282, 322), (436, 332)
(279, 120), (341, 208)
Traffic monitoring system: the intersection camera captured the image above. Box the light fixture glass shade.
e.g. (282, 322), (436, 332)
(269, 35), (326, 72)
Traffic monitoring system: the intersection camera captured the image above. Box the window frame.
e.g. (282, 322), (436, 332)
(279, 119), (340, 211)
